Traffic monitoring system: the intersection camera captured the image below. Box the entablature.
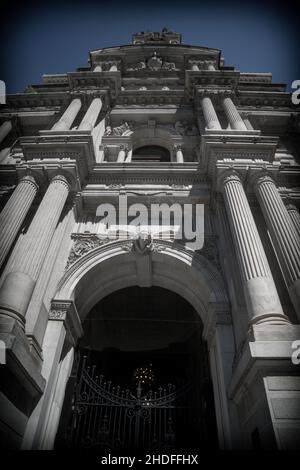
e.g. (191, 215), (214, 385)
(186, 70), (240, 98)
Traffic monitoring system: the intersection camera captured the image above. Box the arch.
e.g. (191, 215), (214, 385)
(128, 124), (183, 156)
(132, 145), (170, 162)
(54, 239), (229, 329)
(37, 240), (233, 451)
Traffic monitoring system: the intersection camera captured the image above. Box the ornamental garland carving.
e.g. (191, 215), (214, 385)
(49, 309), (67, 320)
(174, 120), (198, 136)
(65, 233), (219, 266)
(126, 52), (179, 71)
(121, 237), (166, 255)
(103, 120), (198, 137)
(104, 121), (134, 136)
(65, 234), (110, 269)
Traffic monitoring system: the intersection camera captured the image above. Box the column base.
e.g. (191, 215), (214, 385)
(249, 313), (291, 326)
(0, 272), (35, 328)
(0, 315), (45, 417)
(229, 323), (300, 449)
(244, 277), (290, 325)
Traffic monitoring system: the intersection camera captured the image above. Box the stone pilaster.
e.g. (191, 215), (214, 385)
(286, 204), (300, 237)
(0, 175), (70, 328)
(0, 120), (12, 144)
(51, 98), (82, 131)
(222, 97), (247, 131)
(0, 175), (39, 268)
(78, 97), (103, 131)
(117, 145), (126, 162)
(22, 300), (82, 449)
(253, 174), (300, 317)
(201, 96), (222, 130)
(222, 172), (289, 325)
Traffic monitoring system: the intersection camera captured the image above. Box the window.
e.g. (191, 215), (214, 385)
(132, 145), (170, 162)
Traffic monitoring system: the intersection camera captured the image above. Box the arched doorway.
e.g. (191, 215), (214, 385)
(132, 145), (170, 162)
(55, 286), (218, 452)
(33, 240), (234, 450)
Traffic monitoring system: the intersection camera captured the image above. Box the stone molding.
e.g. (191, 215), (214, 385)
(49, 300), (83, 345)
(65, 234), (110, 269)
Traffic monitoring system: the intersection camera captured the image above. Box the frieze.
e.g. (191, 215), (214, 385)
(88, 175), (207, 186)
(24, 150), (81, 160)
(237, 96), (292, 108)
(116, 95), (185, 107)
(214, 150), (271, 161)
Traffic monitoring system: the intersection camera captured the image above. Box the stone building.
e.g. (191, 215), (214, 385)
(0, 29), (299, 451)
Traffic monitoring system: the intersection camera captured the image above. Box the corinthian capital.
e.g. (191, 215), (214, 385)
(250, 171), (276, 191)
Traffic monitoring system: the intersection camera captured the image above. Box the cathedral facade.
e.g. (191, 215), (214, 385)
(0, 29), (299, 451)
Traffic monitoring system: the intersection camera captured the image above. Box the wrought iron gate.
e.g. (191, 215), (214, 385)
(64, 354), (190, 452)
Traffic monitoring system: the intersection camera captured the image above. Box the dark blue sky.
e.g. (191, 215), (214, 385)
(1, 0), (299, 94)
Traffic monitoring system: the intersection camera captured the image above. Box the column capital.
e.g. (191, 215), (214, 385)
(197, 88), (220, 98)
(217, 169), (243, 191)
(174, 144), (183, 151)
(51, 174), (71, 191)
(19, 174), (39, 191)
(250, 170), (275, 190)
(286, 203), (299, 212)
(50, 300), (83, 346)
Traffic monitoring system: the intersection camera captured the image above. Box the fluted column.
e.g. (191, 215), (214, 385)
(222, 97), (247, 131)
(117, 146), (126, 162)
(0, 147), (11, 164)
(243, 116), (254, 130)
(222, 172), (289, 325)
(0, 120), (12, 144)
(201, 96), (222, 130)
(51, 99), (82, 131)
(253, 175), (300, 316)
(78, 97), (102, 131)
(0, 175), (39, 268)
(175, 145), (184, 162)
(0, 175), (70, 328)
(286, 204), (300, 237)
